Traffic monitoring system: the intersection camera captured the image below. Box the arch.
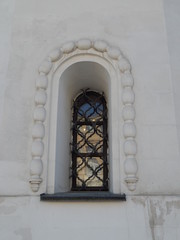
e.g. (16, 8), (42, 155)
(29, 39), (138, 193)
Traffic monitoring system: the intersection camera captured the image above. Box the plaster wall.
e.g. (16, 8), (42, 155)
(1, 196), (180, 240)
(0, 0), (180, 239)
(163, 0), (180, 150)
(0, 0), (178, 195)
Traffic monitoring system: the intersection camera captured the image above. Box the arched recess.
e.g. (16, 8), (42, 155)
(30, 39), (138, 194)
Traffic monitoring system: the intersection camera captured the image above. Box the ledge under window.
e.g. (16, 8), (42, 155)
(40, 192), (126, 201)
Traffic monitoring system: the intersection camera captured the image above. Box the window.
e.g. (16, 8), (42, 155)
(71, 89), (108, 191)
(35, 42), (136, 199)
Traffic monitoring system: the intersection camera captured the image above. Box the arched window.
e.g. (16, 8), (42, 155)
(33, 40), (137, 199)
(71, 89), (108, 191)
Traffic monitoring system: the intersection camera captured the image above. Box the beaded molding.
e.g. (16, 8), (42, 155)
(29, 39), (138, 192)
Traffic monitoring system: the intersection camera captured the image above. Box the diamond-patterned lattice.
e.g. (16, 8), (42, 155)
(71, 89), (108, 191)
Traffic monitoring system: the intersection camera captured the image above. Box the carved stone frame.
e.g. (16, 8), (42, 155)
(29, 39), (138, 193)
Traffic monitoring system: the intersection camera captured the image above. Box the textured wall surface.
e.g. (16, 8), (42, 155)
(163, 0), (180, 150)
(0, 0), (180, 239)
(1, 196), (180, 240)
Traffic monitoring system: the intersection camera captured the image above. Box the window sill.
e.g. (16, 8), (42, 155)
(40, 192), (126, 201)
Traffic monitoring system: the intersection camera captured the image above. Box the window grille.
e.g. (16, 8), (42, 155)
(71, 89), (108, 191)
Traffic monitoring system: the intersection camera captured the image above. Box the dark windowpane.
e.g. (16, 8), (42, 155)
(71, 89), (108, 191)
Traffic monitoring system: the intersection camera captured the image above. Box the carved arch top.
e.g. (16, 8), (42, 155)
(29, 39), (138, 193)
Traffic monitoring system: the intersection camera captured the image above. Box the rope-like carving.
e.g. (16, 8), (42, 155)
(29, 39), (138, 192)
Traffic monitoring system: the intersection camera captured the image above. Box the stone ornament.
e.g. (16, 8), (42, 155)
(29, 39), (138, 192)
(76, 39), (92, 50)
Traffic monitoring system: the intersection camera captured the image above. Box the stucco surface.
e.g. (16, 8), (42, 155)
(0, 0), (179, 195)
(0, 196), (180, 240)
(0, 0), (180, 239)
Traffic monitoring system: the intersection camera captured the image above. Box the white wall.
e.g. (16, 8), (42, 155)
(163, 0), (180, 149)
(1, 196), (180, 240)
(0, 0), (180, 239)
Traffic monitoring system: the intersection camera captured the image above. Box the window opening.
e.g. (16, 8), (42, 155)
(71, 89), (108, 191)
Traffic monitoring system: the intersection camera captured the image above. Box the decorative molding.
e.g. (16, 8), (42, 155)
(29, 39), (138, 192)
(121, 72), (138, 191)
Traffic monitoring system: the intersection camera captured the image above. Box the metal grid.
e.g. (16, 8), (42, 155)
(71, 89), (108, 191)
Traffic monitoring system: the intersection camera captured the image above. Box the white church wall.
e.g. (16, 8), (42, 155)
(0, 0), (15, 125)
(0, 0), (180, 239)
(1, 196), (180, 240)
(163, 0), (180, 150)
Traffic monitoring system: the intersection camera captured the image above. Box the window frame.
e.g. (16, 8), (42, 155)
(71, 90), (108, 191)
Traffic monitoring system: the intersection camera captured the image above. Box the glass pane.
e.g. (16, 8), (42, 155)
(77, 125), (103, 153)
(77, 102), (103, 121)
(76, 157), (103, 187)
